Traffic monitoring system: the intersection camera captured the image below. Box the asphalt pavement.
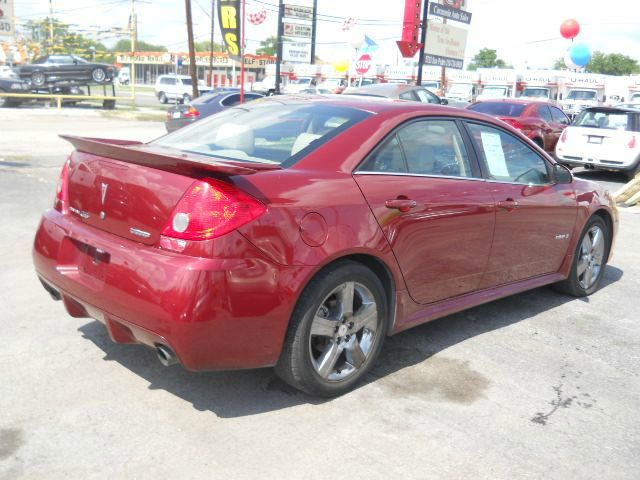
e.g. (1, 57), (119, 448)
(1, 109), (639, 479)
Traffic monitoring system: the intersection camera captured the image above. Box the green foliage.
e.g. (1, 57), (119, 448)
(112, 39), (168, 52)
(552, 57), (565, 70)
(256, 36), (277, 56)
(587, 51), (640, 75)
(468, 48), (508, 71)
(194, 40), (224, 52)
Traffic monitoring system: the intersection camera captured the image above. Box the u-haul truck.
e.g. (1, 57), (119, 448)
(519, 71), (562, 102)
(283, 64), (322, 94)
(384, 66), (416, 85)
(558, 73), (606, 117)
(444, 69), (481, 106)
(476, 68), (522, 101)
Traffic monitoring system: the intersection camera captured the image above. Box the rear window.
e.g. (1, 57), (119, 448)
(152, 101), (371, 166)
(469, 102), (526, 117)
(574, 110), (636, 131)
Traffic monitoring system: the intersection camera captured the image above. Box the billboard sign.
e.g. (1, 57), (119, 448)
(284, 4), (313, 20)
(424, 20), (468, 70)
(0, 0), (14, 38)
(282, 42), (312, 63)
(283, 22), (312, 39)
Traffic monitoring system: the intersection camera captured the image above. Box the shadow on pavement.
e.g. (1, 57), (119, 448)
(77, 265), (623, 418)
(572, 169), (628, 185)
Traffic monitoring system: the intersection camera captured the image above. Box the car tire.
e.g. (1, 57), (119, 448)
(0, 88), (6, 108)
(554, 216), (610, 297)
(182, 93), (191, 104)
(91, 68), (106, 83)
(158, 92), (168, 104)
(625, 162), (640, 181)
(275, 261), (388, 397)
(31, 71), (46, 87)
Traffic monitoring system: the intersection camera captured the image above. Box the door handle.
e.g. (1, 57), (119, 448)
(385, 198), (417, 213)
(497, 198), (519, 211)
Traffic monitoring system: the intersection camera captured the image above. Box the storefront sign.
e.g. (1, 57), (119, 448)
(424, 20), (468, 70)
(283, 22), (312, 39)
(284, 4), (313, 20)
(428, 2), (472, 24)
(282, 42), (312, 63)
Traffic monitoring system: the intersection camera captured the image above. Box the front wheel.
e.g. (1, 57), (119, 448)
(91, 68), (106, 83)
(554, 217), (610, 297)
(158, 92), (167, 104)
(31, 71), (46, 86)
(275, 261), (388, 397)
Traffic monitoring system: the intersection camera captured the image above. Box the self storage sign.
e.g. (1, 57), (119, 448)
(0, 0), (14, 37)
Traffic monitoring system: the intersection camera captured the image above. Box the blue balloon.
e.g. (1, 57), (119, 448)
(570, 43), (592, 67)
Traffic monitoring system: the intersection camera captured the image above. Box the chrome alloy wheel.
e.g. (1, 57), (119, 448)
(577, 224), (605, 290)
(308, 281), (379, 382)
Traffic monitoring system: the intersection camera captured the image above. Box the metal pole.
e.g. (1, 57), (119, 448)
(49, 0), (54, 50)
(310, 0), (317, 64)
(131, 0), (137, 107)
(275, 0), (284, 94)
(416, 0), (429, 86)
(209, 0), (215, 87)
(240, 0), (246, 102)
(185, 0), (199, 99)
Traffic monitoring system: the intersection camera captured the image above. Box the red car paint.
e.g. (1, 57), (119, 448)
(467, 99), (570, 154)
(33, 98), (617, 372)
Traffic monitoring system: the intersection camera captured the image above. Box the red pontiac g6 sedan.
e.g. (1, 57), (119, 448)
(467, 99), (571, 155)
(33, 96), (617, 396)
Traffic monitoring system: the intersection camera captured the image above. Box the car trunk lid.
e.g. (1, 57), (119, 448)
(62, 135), (278, 245)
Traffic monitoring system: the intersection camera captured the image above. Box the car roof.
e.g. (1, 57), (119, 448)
(472, 98), (554, 107)
(343, 83), (425, 98)
(583, 106), (640, 114)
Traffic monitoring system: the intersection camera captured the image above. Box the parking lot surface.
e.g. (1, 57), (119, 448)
(1, 110), (639, 479)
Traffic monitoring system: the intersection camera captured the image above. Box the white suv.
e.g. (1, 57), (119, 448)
(155, 74), (208, 104)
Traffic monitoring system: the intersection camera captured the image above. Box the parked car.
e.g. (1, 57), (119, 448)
(155, 74), (211, 104)
(18, 54), (115, 86)
(299, 87), (333, 95)
(0, 77), (30, 107)
(343, 83), (448, 105)
(33, 97), (617, 397)
(467, 99), (570, 155)
(165, 91), (264, 132)
(0, 65), (19, 79)
(555, 105), (640, 179)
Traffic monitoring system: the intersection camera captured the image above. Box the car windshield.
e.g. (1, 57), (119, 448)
(182, 78), (193, 86)
(447, 84), (472, 96)
(292, 78), (312, 85)
(71, 55), (88, 64)
(522, 88), (549, 98)
(152, 101), (371, 166)
(481, 87), (508, 98)
(573, 110), (633, 130)
(469, 102), (526, 117)
(567, 90), (597, 100)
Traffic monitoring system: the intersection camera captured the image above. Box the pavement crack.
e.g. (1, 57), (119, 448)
(531, 384), (577, 426)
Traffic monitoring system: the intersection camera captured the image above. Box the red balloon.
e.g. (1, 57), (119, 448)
(560, 19), (580, 39)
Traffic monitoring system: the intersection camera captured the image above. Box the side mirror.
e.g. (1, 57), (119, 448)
(553, 163), (573, 184)
(440, 98), (448, 105)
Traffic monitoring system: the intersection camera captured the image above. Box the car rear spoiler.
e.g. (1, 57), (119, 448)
(60, 135), (281, 176)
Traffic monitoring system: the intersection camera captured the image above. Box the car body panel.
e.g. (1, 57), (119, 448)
(19, 55), (115, 85)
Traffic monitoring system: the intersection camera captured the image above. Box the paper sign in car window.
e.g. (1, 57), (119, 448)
(480, 132), (509, 177)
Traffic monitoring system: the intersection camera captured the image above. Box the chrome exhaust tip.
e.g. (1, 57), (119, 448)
(156, 344), (178, 367)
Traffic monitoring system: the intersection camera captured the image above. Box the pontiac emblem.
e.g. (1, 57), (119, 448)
(101, 183), (109, 205)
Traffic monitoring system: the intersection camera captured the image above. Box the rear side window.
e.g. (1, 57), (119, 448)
(359, 120), (474, 178)
(415, 88), (440, 104)
(574, 110), (631, 130)
(467, 123), (550, 185)
(538, 105), (553, 123)
(550, 106), (569, 125)
(469, 102), (526, 117)
(399, 91), (417, 101)
(221, 94), (242, 107)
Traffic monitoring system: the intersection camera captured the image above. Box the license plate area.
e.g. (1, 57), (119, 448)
(57, 237), (110, 289)
(588, 136), (603, 144)
(172, 111), (182, 119)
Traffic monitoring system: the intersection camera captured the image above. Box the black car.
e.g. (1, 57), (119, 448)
(0, 77), (31, 107)
(165, 91), (264, 132)
(19, 54), (115, 87)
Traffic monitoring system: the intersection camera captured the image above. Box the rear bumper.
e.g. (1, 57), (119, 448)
(33, 209), (310, 371)
(555, 152), (638, 173)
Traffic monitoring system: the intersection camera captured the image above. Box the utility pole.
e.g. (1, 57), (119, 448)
(185, 0), (199, 100)
(209, 0), (216, 88)
(130, 0), (137, 107)
(310, 0), (317, 64)
(416, 0), (429, 86)
(275, 0), (284, 94)
(48, 0), (54, 50)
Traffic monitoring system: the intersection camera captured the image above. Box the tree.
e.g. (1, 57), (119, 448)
(112, 39), (168, 52)
(194, 40), (224, 52)
(587, 51), (640, 75)
(468, 48), (508, 70)
(552, 57), (565, 70)
(23, 18), (110, 61)
(256, 36), (277, 56)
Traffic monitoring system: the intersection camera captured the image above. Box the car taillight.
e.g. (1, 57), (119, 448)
(53, 159), (70, 212)
(500, 118), (525, 130)
(628, 135), (637, 149)
(184, 107), (200, 118)
(560, 129), (568, 143)
(161, 178), (266, 247)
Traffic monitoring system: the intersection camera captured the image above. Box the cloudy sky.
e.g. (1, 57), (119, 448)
(13, 0), (640, 69)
